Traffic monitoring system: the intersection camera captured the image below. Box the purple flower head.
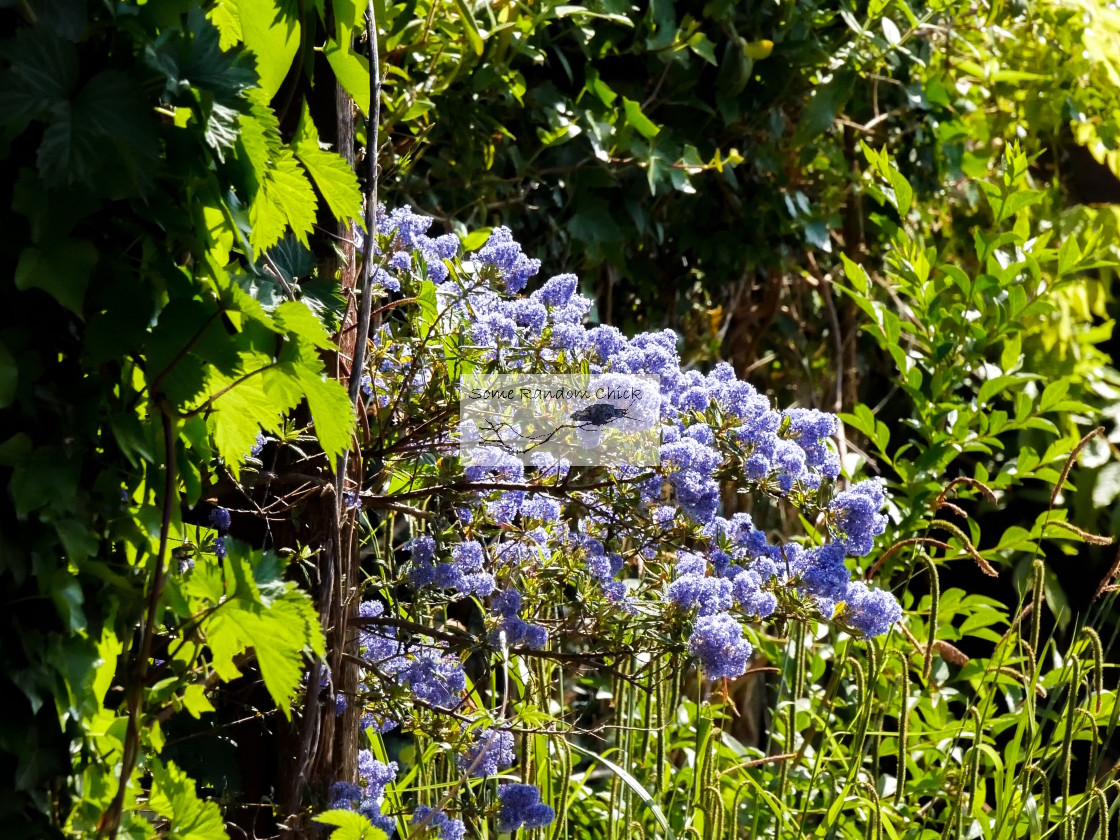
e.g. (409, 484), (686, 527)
(385, 205), (433, 249)
(689, 613), (753, 679)
(411, 806), (466, 840)
(498, 784), (555, 832)
(550, 322), (589, 351)
(520, 494), (561, 522)
(505, 298), (548, 333)
(830, 480), (888, 557)
(250, 433), (267, 457)
(589, 325), (628, 361)
(209, 506), (231, 531)
(408, 535), (436, 564)
(532, 273), (578, 308)
(668, 573), (733, 616)
(213, 535), (227, 559)
(842, 581), (902, 637)
(457, 727), (515, 777)
(796, 543), (850, 602)
(476, 227), (541, 293)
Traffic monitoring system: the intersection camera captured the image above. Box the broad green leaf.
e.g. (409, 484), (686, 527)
(622, 97), (660, 138)
(275, 300), (335, 350)
(325, 40), (372, 115)
(839, 253), (869, 293)
(15, 240), (97, 316)
(795, 70), (856, 142)
(182, 684), (216, 719)
(315, 810), (388, 840)
(296, 366), (356, 461)
(292, 103), (363, 225)
(236, 0), (300, 99)
(149, 760), (228, 839)
(248, 150), (317, 252)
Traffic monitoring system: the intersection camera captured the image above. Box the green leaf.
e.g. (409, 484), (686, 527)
(0, 338), (18, 408)
(149, 760), (228, 839)
(888, 167), (913, 215)
(296, 366), (356, 461)
(325, 40), (372, 115)
(451, 0), (485, 57)
(622, 97), (660, 138)
(182, 684), (216, 719)
(292, 103), (364, 224)
(315, 810), (388, 840)
(275, 300), (335, 350)
(795, 70), (856, 142)
(248, 150), (318, 252)
(15, 240), (97, 316)
(568, 741), (675, 840)
(236, 0), (301, 99)
(417, 280), (439, 332)
(839, 253), (869, 293)
(198, 552), (325, 717)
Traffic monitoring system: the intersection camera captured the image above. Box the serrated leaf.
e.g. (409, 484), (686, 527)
(296, 366), (356, 461)
(315, 810), (388, 840)
(249, 150), (318, 252)
(275, 300), (335, 350)
(198, 552), (325, 717)
(292, 103), (363, 224)
(149, 760), (228, 839)
(182, 684), (216, 719)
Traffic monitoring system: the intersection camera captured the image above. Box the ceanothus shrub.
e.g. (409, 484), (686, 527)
(305, 206), (902, 835)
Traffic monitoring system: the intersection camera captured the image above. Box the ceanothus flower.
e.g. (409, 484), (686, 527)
(457, 726), (514, 777)
(209, 506), (231, 531)
(489, 588), (548, 649)
(410, 806), (466, 840)
(531, 272), (578, 308)
(689, 613), (753, 679)
(497, 784), (555, 832)
(330, 752), (397, 837)
(842, 581), (902, 637)
(830, 480), (888, 557)
(477, 226), (541, 293)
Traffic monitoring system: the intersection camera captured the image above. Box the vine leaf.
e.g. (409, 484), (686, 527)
(315, 810), (388, 840)
(234, 0), (301, 99)
(293, 102), (364, 225)
(148, 759), (228, 839)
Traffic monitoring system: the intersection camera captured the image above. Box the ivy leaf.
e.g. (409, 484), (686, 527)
(0, 27), (78, 131)
(292, 103), (363, 224)
(236, 0), (301, 99)
(315, 810), (388, 840)
(145, 8), (255, 103)
(148, 759), (228, 839)
(621, 97), (660, 138)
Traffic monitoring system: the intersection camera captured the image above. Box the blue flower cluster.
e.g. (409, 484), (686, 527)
(336, 210), (904, 834)
(329, 751), (397, 836)
(497, 784), (555, 832)
(410, 806), (466, 840)
(457, 726), (514, 777)
(489, 589), (548, 649)
(209, 506), (231, 560)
